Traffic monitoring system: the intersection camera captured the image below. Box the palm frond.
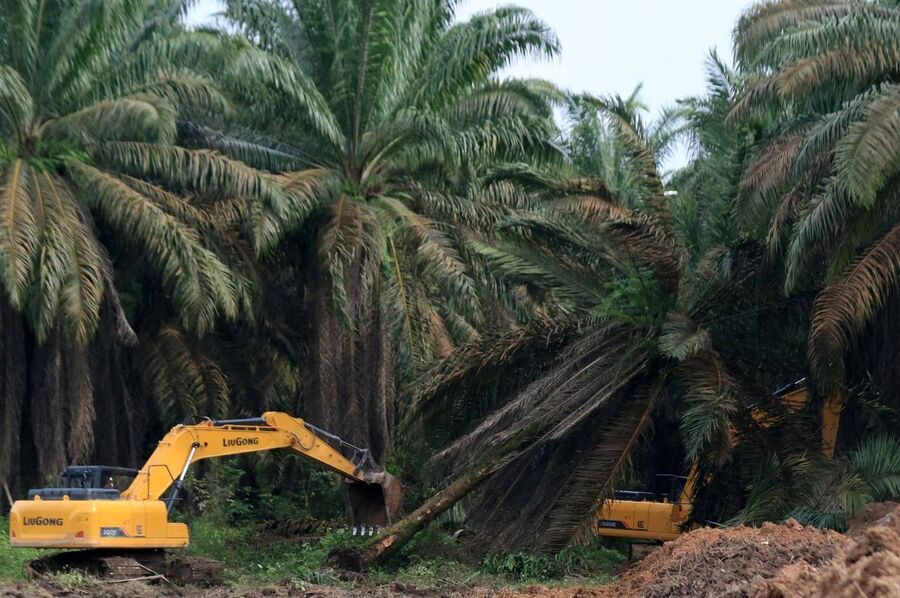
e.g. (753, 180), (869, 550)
(0, 160), (39, 307)
(808, 220), (900, 385)
(659, 312), (712, 360)
(229, 47), (346, 152)
(0, 66), (34, 140)
(678, 350), (739, 465)
(33, 173), (106, 345)
(45, 95), (178, 144)
(735, 0), (859, 67)
(832, 84), (900, 208)
(69, 162), (240, 333)
(850, 434), (900, 501)
(409, 7), (559, 112)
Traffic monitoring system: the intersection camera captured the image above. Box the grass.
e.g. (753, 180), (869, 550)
(0, 514), (624, 591)
(0, 517), (44, 581)
(186, 517), (358, 586)
(187, 517), (624, 590)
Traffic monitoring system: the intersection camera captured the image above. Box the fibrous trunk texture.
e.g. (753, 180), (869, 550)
(310, 266), (394, 461)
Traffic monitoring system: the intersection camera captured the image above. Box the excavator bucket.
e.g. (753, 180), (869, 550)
(346, 472), (403, 531)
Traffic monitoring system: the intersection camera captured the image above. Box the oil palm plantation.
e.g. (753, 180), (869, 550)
(217, 0), (562, 459)
(730, 0), (900, 390)
(0, 0), (283, 487)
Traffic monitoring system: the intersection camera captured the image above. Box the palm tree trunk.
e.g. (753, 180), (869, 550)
(0, 293), (27, 494)
(309, 264), (394, 461)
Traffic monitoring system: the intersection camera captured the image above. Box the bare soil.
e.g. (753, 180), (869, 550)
(0, 579), (499, 597)
(502, 504), (900, 598)
(751, 504), (900, 597)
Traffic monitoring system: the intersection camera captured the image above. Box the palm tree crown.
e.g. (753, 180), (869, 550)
(732, 0), (900, 385)
(217, 0), (562, 457)
(0, 0), (280, 343)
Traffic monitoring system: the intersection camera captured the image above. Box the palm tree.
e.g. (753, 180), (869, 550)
(730, 0), (900, 389)
(669, 52), (750, 262)
(0, 0), (279, 487)
(216, 0), (562, 460)
(390, 95), (765, 556)
(727, 434), (900, 532)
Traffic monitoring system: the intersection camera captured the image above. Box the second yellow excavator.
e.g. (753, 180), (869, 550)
(9, 412), (402, 562)
(596, 382), (845, 542)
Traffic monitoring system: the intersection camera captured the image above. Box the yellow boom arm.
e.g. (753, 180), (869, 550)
(123, 412), (377, 502)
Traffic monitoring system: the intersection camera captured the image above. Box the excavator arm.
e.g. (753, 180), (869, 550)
(123, 412), (383, 502)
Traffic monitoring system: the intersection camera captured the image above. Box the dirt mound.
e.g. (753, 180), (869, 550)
(499, 520), (846, 598)
(602, 520), (845, 597)
(752, 505), (900, 597)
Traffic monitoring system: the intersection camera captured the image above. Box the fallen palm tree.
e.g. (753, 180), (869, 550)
(332, 324), (657, 567)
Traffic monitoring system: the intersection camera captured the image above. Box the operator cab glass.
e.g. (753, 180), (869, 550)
(27, 466), (139, 501)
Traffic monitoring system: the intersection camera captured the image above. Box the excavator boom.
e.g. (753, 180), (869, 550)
(9, 412), (402, 551)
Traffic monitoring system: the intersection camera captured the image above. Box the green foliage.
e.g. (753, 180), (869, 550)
(731, 0), (900, 386)
(728, 435), (900, 531)
(481, 542), (624, 582)
(850, 435), (900, 501)
(2, 0), (900, 577)
(187, 518), (358, 584)
(183, 460), (346, 527)
(53, 570), (92, 589)
(0, 517), (43, 581)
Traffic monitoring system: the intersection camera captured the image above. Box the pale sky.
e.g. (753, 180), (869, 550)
(188, 0), (755, 167)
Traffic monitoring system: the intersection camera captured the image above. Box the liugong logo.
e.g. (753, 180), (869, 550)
(222, 437), (260, 447)
(24, 517), (64, 526)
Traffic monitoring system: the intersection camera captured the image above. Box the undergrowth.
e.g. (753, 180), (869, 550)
(481, 542), (624, 582)
(187, 517), (624, 589)
(0, 517), (44, 581)
(186, 518), (361, 585)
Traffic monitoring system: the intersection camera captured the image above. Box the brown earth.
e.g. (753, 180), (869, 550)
(751, 504), (900, 597)
(502, 503), (900, 598)
(499, 520), (846, 598)
(0, 580), (499, 597)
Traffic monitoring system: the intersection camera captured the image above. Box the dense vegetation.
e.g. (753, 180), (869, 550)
(1, 0), (900, 583)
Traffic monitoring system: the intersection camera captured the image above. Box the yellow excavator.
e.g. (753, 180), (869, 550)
(596, 382), (845, 542)
(9, 412), (401, 577)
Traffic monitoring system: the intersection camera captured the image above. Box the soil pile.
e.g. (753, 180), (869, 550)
(846, 501), (900, 537)
(598, 520), (844, 597)
(751, 505), (900, 597)
(498, 520), (845, 598)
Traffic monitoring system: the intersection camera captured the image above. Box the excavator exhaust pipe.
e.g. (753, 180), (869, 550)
(346, 472), (403, 533)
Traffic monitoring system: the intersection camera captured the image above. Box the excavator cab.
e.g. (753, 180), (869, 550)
(28, 466), (138, 500)
(654, 474), (689, 504)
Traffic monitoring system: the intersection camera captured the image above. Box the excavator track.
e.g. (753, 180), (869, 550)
(27, 549), (224, 586)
